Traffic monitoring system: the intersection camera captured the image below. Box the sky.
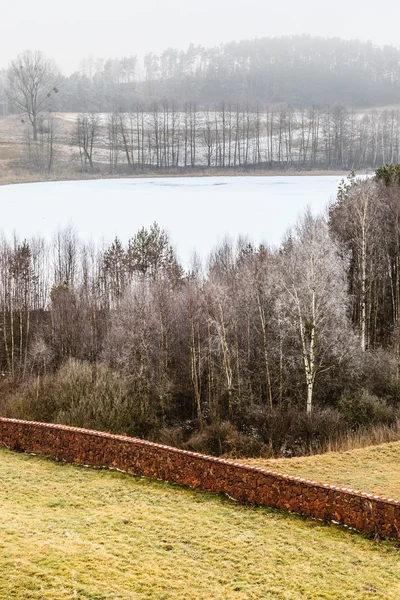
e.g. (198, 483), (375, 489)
(1, 0), (400, 74)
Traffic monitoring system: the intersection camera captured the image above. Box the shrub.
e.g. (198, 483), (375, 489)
(4, 360), (138, 435)
(338, 389), (397, 427)
(236, 406), (349, 456)
(186, 422), (237, 456)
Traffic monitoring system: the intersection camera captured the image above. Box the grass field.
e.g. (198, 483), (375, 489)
(0, 447), (399, 599)
(244, 441), (400, 500)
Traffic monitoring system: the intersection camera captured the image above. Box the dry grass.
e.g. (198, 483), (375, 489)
(0, 112), (361, 187)
(0, 168), (360, 189)
(0, 165), (354, 187)
(245, 440), (400, 500)
(322, 421), (400, 454)
(0, 446), (399, 599)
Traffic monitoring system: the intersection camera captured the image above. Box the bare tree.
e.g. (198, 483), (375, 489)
(107, 112), (120, 173)
(6, 50), (59, 142)
(24, 114), (56, 173)
(74, 113), (100, 171)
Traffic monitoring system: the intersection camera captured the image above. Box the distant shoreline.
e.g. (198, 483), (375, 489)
(0, 168), (366, 188)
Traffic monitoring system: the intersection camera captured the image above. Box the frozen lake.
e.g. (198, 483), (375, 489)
(0, 175), (349, 266)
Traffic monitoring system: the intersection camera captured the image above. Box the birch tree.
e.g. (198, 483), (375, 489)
(329, 179), (382, 350)
(280, 211), (351, 413)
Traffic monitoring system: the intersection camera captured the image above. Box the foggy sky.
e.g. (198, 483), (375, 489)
(2, 0), (400, 74)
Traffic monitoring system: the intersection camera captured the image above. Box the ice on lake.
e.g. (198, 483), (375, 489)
(0, 175), (351, 266)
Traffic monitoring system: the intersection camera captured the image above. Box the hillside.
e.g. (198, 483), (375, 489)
(0, 446), (399, 599)
(244, 442), (400, 500)
(0, 104), (397, 184)
(4, 36), (400, 110)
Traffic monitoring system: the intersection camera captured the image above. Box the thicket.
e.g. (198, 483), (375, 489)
(2, 170), (400, 456)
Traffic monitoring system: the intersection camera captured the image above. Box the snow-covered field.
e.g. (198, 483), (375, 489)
(1, 175), (350, 266)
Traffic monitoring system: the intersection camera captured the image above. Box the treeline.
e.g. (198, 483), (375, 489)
(72, 104), (400, 173)
(2, 167), (400, 456)
(130, 36), (400, 108)
(2, 36), (400, 115)
(23, 104), (400, 174)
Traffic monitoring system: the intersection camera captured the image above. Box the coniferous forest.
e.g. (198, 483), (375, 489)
(3, 36), (400, 111)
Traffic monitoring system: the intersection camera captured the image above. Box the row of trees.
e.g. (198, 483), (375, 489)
(1, 169), (400, 455)
(13, 103), (400, 174)
(73, 104), (400, 173)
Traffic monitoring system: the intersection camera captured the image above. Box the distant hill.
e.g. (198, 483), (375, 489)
(2, 36), (400, 114)
(57, 35), (400, 111)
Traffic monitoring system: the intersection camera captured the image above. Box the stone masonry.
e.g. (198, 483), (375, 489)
(0, 417), (399, 538)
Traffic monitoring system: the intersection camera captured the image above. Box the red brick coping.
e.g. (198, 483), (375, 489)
(0, 417), (399, 539)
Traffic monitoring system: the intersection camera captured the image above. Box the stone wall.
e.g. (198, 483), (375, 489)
(0, 417), (399, 539)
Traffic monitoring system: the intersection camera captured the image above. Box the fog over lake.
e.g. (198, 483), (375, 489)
(1, 175), (350, 266)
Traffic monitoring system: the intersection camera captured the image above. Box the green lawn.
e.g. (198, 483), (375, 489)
(244, 441), (400, 500)
(0, 447), (399, 599)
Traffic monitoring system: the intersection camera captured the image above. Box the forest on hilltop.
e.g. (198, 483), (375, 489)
(2, 35), (400, 112)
